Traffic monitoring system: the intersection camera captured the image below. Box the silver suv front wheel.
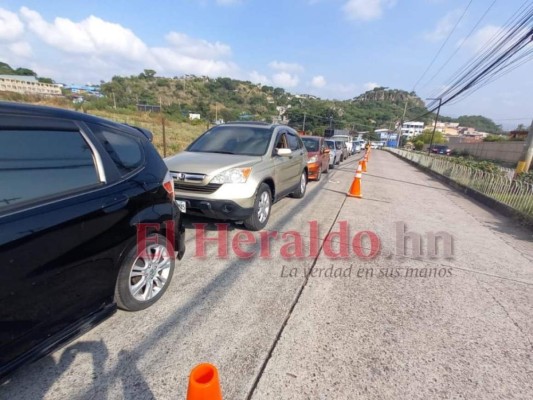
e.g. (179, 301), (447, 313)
(244, 183), (272, 231)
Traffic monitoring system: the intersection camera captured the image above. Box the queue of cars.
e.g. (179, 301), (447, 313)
(0, 105), (359, 380)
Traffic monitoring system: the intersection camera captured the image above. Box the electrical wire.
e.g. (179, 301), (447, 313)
(421, 0), (499, 91)
(412, 0), (474, 91)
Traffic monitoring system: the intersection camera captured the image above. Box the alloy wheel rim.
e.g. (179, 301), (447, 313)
(257, 191), (270, 223)
(300, 173), (306, 193)
(129, 244), (171, 302)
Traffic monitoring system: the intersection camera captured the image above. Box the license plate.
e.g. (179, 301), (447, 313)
(175, 200), (186, 213)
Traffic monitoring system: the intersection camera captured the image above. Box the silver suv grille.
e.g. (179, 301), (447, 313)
(174, 182), (222, 194)
(171, 172), (221, 194)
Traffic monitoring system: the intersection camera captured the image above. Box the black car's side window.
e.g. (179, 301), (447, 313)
(89, 124), (143, 175)
(0, 130), (100, 210)
(287, 132), (300, 151)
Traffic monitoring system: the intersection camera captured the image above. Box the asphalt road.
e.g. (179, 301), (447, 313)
(1, 150), (532, 400)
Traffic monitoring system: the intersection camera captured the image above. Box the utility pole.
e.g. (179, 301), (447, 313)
(162, 117), (167, 158)
(426, 97), (442, 155)
(302, 112), (306, 132)
(397, 99), (409, 148)
(112, 92), (117, 109)
(515, 120), (533, 176)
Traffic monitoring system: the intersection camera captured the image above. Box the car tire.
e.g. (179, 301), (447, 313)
(291, 171), (307, 199)
(115, 233), (175, 311)
(244, 183), (271, 231)
(329, 162), (334, 170)
(316, 167), (322, 181)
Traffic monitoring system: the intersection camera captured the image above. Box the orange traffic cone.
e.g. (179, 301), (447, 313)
(187, 363), (223, 400)
(361, 156), (367, 172)
(347, 162), (363, 198)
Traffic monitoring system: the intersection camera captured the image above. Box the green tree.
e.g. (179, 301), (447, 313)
(484, 134), (506, 142)
(412, 129), (446, 144)
(414, 140), (424, 150)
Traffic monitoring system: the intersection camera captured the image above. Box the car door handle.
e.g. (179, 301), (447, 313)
(102, 195), (129, 213)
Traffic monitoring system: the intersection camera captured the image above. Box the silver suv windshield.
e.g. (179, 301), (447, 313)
(187, 126), (273, 156)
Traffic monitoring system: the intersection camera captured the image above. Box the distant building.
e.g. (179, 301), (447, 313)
(138, 104), (161, 113)
(427, 121), (460, 136)
(189, 113), (201, 120)
(63, 84), (102, 97)
(509, 130), (528, 140)
(0, 75), (61, 96)
(401, 121), (425, 137)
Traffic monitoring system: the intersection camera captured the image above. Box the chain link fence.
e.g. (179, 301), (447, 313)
(387, 148), (533, 218)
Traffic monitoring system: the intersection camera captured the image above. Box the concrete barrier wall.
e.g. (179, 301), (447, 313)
(446, 141), (525, 164)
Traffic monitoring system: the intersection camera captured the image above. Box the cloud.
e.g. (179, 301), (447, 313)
(272, 72), (299, 88)
(249, 70), (270, 84)
(10, 7), (239, 81)
(311, 75), (326, 88)
(8, 41), (32, 58)
(165, 32), (231, 59)
(268, 60), (304, 73)
(461, 25), (501, 52)
(342, 0), (396, 21)
(0, 8), (24, 41)
(363, 82), (379, 91)
(20, 7), (148, 59)
(424, 9), (462, 42)
(151, 47), (238, 76)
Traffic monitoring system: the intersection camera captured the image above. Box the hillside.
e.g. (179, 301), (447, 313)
(0, 63), (503, 137)
(97, 72), (434, 134)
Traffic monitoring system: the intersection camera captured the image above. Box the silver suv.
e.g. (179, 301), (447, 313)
(164, 122), (308, 230)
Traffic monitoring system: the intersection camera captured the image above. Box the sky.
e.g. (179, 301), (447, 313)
(0, 0), (531, 129)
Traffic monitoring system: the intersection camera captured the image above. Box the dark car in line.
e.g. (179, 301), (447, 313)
(431, 145), (451, 155)
(0, 102), (185, 381)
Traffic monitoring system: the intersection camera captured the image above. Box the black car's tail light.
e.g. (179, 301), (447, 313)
(162, 171), (175, 200)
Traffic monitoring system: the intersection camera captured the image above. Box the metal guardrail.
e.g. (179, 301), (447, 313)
(387, 148), (533, 218)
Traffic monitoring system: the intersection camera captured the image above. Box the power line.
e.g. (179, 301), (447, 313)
(421, 0), (499, 91)
(412, 0), (474, 91)
(411, 3), (533, 121)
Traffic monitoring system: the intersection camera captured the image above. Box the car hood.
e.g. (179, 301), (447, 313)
(164, 151), (262, 175)
(307, 151), (320, 159)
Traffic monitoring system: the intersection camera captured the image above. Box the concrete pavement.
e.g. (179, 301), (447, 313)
(1, 150), (531, 400)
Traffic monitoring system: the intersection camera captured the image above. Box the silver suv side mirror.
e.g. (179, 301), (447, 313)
(276, 148), (292, 156)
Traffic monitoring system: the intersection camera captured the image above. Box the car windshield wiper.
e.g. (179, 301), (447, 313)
(207, 150), (236, 154)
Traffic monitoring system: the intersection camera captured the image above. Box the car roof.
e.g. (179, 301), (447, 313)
(0, 101), (148, 138)
(301, 136), (322, 140)
(223, 121), (285, 129)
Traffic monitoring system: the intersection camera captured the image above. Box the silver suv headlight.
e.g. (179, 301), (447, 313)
(211, 167), (252, 184)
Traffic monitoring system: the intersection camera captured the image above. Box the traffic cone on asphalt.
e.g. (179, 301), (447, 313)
(347, 162), (363, 198)
(361, 156), (368, 173)
(187, 363), (223, 400)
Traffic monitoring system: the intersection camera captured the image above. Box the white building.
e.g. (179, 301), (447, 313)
(188, 113), (201, 120)
(0, 75), (62, 96)
(401, 121), (425, 137)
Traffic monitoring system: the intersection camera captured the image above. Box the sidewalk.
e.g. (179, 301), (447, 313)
(252, 150), (533, 399)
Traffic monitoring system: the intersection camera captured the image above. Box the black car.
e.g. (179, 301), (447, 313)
(0, 102), (185, 381)
(431, 145), (451, 155)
